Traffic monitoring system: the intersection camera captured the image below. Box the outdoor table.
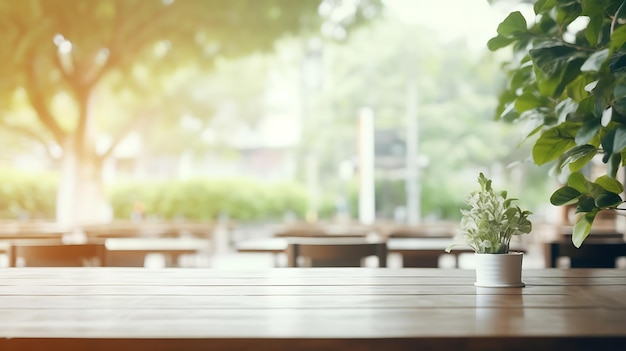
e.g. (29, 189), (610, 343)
(0, 268), (624, 351)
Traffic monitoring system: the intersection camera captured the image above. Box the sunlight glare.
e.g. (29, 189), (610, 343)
(383, 0), (531, 50)
(53, 33), (73, 54)
(95, 48), (110, 65)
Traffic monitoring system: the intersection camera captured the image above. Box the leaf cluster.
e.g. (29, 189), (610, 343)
(447, 173), (532, 254)
(488, 0), (626, 247)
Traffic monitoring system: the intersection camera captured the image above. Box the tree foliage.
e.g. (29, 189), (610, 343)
(0, 0), (381, 223)
(488, 0), (626, 247)
(0, 0), (379, 159)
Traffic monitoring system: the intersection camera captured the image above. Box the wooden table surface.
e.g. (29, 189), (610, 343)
(0, 268), (624, 351)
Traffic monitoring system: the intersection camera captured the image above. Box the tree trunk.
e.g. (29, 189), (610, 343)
(56, 140), (111, 227)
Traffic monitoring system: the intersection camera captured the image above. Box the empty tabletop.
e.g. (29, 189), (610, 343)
(0, 268), (624, 351)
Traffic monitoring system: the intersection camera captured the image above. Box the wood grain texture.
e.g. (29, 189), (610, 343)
(0, 268), (624, 351)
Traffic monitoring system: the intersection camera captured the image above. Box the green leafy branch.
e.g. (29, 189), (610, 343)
(487, 0), (626, 247)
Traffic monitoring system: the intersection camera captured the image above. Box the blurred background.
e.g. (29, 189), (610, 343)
(1, 0), (557, 227)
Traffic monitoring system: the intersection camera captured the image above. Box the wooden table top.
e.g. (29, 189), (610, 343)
(0, 268), (624, 351)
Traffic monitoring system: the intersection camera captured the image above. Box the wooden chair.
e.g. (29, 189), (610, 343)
(10, 239), (106, 267)
(103, 238), (211, 267)
(287, 238), (387, 267)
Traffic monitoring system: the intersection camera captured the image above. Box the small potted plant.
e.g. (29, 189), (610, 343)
(446, 172), (532, 287)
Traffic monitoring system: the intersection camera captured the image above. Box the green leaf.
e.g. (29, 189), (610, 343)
(520, 109), (549, 137)
(581, 49), (608, 72)
(568, 145), (598, 172)
(613, 98), (626, 115)
(576, 196), (597, 212)
(511, 65), (532, 88)
(591, 78), (615, 112)
(567, 172), (589, 193)
(607, 152), (622, 178)
(572, 212), (594, 248)
(575, 118), (601, 144)
(595, 175), (625, 193)
(570, 155), (596, 173)
(613, 74), (626, 99)
(530, 45), (578, 78)
(533, 51), (586, 98)
(555, 98), (577, 123)
(487, 35), (514, 51)
(558, 57), (587, 97)
(555, 144), (596, 173)
(581, 0), (605, 46)
(577, 96), (596, 115)
(613, 76), (626, 99)
(613, 125), (626, 152)
(496, 89), (518, 117)
(595, 190), (623, 208)
(611, 25), (626, 52)
(499, 102), (518, 121)
(601, 126), (626, 155)
(609, 50), (626, 73)
(532, 124), (579, 165)
(556, 3), (582, 28)
(565, 75), (589, 102)
(550, 186), (581, 205)
(497, 11), (528, 37)
(534, 0), (556, 14)
(515, 92), (546, 112)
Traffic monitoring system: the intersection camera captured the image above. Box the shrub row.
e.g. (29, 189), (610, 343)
(0, 170), (313, 221)
(0, 169), (58, 220)
(0, 169), (469, 222)
(108, 178), (310, 221)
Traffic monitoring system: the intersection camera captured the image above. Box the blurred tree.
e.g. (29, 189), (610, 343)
(297, 12), (552, 221)
(0, 0), (381, 224)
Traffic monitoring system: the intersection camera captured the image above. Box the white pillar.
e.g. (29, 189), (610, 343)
(358, 107), (375, 225)
(405, 77), (421, 225)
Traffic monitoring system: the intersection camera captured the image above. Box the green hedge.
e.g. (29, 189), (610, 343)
(0, 171), (310, 222)
(0, 168), (57, 219)
(0, 170), (477, 222)
(108, 178), (309, 221)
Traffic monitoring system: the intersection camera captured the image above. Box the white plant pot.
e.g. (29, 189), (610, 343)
(474, 252), (525, 288)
